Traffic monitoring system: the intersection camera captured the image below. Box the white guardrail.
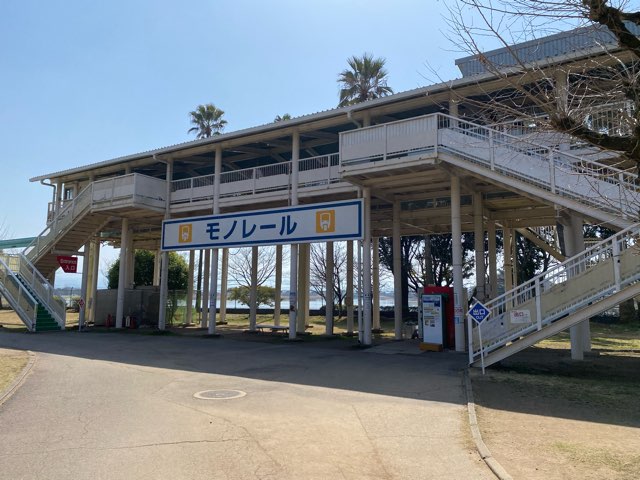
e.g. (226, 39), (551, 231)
(0, 253), (66, 328)
(0, 256), (38, 331)
(25, 174), (166, 262)
(170, 153), (340, 204)
(472, 223), (640, 363)
(339, 113), (640, 221)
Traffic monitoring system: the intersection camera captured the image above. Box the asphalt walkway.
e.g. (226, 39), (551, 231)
(0, 331), (492, 480)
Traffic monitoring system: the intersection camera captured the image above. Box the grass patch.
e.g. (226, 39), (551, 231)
(538, 322), (640, 352)
(0, 349), (29, 393)
(552, 441), (640, 477)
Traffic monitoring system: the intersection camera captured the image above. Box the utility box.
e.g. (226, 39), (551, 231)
(420, 294), (446, 348)
(423, 286), (455, 349)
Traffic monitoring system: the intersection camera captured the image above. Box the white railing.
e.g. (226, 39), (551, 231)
(339, 113), (640, 221)
(0, 253), (66, 328)
(472, 223), (640, 364)
(25, 174), (166, 262)
(170, 153), (340, 204)
(0, 257), (38, 331)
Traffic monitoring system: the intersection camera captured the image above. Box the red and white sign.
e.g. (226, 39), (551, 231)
(57, 256), (78, 273)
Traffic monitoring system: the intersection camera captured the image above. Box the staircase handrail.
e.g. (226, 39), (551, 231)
(0, 256), (38, 331)
(437, 113), (639, 188)
(17, 253), (66, 327)
(473, 222), (640, 361)
(23, 182), (94, 261)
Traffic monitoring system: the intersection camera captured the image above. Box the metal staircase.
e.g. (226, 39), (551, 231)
(436, 115), (639, 229)
(340, 113), (640, 229)
(24, 173), (166, 278)
(471, 223), (640, 368)
(339, 113), (640, 366)
(0, 254), (65, 331)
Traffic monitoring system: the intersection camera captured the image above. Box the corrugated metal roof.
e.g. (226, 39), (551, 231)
(30, 77), (482, 182)
(456, 23), (640, 77)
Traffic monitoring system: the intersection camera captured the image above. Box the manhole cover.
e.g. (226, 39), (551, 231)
(193, 389), (246, 400)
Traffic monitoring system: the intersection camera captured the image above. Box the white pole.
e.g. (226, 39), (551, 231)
(362, 187), (372, 345)
(220, 248), (229, 324)
(487, 221), (497, 299)
(451, 174), (465, 352)
(115, 218), (129, 329)
(158, 252), (169, 330)
(325, 241), (334, 335)
(186, 250), (195, 325)
(288, 131), (299, 339)
(249, 246), (258, 331)
(201, 250), (210, 328)
(208, 146), (223, 335)
(474, 192), (486, 301)
(372, 237), (380, 331)
(346, 241), (354, 334)
(393, 200), (402, 339)
(274, 244), (282, 326)
(78, 241), (90, 330)
(89, 239), (100, 325)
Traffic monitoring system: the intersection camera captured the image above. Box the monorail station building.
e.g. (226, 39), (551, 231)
(2, 26), (639, 368)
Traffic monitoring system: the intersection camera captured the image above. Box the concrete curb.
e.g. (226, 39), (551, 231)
(464, 370), (514, 480)
(0, 350), (36, 407)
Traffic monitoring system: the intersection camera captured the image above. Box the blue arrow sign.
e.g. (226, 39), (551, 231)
(467, 301), (491, 324)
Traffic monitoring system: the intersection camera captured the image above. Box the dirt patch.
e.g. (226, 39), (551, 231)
(472, 327), (640, 480)
(0, 348), (29, 394)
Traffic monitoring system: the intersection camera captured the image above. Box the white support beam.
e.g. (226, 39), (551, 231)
(451, 175), (465, 352)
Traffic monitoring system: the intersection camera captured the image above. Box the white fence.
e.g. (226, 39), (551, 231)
(171, 153), (340, 204)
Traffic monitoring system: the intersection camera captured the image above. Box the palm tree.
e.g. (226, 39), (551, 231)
(188, 103), (227, 139)
(274, 113), (292, 122)
(337, 53), (393, 107)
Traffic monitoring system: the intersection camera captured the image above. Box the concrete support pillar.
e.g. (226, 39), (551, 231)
(473, 192), (486, 301)
(208, 145), (223, 335)
(55, 180), (63, 214)
(325, 241), (334, 335)
(503, 227), (514, 293)
(195, 250), (203, 322)
(393, 199), (402, 340)
(84, 241), (94, 324)
(346, 241), (354, 334)
(274, 245), (282, 326)
(451, 175), (465, 352)
(249, 246), (258, 331)
(201, 249), (210, 328)
(78, 241), (90, 330)
(487, 221), (498, 299)
(158, 252), (169, 330)
(158, 159), (173, 330)
(362, 187), (372, 345)
(89, 239), (100, 325)
(186, 250), (195, 325)
(561, 214), (590, 359)
(362, 112), (371, 128)
(449, 98), (459, 119)
(115, 218), (129, 329)
(125, 235), (135, 288)
(372, 237), (381, 331)
(289, 131), (299, 339)
(207, 246), (218, 331)
(220, 248), (229, 324)
(297, 244), (309, 333)
(153, 249), (161, 286)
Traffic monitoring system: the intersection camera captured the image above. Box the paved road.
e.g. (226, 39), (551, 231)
(0, 331), (491, 480)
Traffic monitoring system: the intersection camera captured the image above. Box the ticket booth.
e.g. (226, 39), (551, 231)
(422, 286), (455, 349)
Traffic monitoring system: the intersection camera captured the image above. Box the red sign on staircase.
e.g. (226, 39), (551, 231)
(57, 256), (78, 273)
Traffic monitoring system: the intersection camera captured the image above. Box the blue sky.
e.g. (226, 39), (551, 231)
(0, 0), (485, 287)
